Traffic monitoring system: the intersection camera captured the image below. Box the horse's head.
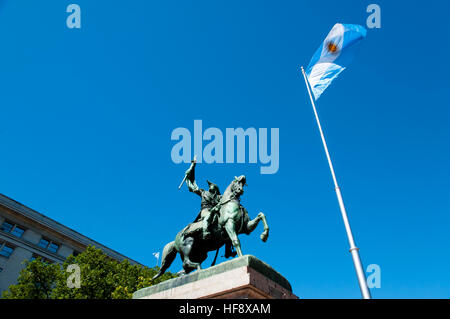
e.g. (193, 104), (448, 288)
(221, 175), (247, 203)
(230, 175), (247, 198)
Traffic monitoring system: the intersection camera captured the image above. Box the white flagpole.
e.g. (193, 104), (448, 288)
(301, 66), (371, 299)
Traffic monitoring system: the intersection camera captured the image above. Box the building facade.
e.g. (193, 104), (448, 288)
(0, 193), (141, 294)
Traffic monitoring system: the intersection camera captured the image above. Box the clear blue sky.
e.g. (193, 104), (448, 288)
(0, 0), (449, 298)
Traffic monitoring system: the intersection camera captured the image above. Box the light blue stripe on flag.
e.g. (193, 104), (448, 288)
(306, 23), (367, 100)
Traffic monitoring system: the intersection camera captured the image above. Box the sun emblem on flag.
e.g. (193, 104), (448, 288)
(327, 41), (339, 54)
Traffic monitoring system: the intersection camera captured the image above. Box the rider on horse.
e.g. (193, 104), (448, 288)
(151, 166), (269, 280)
(185, 159), (221, 240)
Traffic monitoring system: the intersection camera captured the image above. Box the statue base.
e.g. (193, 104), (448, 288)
(132, 255), (298, 299)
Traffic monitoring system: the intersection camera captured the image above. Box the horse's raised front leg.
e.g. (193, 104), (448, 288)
(258, 212), (270, 242)
(246, 212), (269, 242)
(224, 219), (243, 257)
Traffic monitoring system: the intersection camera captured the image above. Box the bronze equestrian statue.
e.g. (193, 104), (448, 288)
(152, 158), (269, 280)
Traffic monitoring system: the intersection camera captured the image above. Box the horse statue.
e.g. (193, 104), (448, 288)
(152, 175), (269, 280)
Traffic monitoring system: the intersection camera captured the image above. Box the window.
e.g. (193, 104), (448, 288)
(0, 220), (26, 238)
(38, 238), (49, 248)
(0, 221), (13, 233)
(0, 242), (14, 258)
(48, 242), (59, 253)
(11, 226), (25, 238)
(38, 237), (59, 254)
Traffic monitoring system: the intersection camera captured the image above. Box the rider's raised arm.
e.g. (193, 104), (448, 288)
(186, 178), (203, 196)
(185, 160), (203, 196)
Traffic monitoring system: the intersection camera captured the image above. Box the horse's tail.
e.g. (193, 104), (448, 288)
(152, 241), (177, 280)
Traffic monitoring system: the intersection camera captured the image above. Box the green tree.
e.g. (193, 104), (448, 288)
(2, 246), (176, 299)
(2, 257), (60, 299)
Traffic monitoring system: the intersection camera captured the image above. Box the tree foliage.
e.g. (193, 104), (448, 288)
(2, 246), (176, 299)
(1, 257), (60, 299)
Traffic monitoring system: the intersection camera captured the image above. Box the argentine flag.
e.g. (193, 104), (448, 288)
(306, 23), (367, 100)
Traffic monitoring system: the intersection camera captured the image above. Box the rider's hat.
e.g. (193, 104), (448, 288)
(207, 180), (220, 192)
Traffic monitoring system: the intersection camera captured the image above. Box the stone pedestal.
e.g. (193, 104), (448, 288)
(133, 255), (298, 299)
